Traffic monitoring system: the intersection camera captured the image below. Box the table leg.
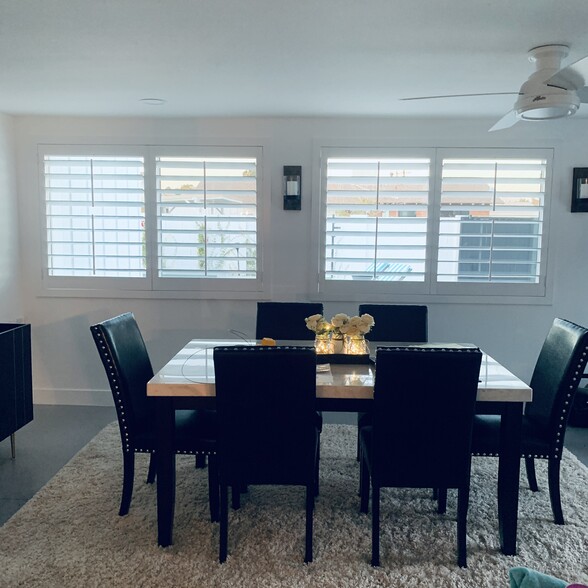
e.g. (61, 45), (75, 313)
(497, 402), (523, 555)
(156, 397), (176, 547)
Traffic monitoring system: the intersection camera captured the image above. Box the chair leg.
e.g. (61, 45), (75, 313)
(315, 436), (321, 497)
(208, 455), (219, 523)
(146, 452), (156, 484)
(231, 485), (241, 510)
(305, 483), (314, 563)
(119, 451), (135, 516)
(358, 454), (363, 499)
(437, 488), (447, 514)
(219, 484), (229, 563)
(360, 455), (370, 514)
(548, 458), (564, 525)
(195, 454), (207, 469)
(525, 457), (539, 492)
(457, 485), (469, 568)
(371, 484), (380, 566)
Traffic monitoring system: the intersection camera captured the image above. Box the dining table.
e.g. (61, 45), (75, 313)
(147, 339), (532, 556)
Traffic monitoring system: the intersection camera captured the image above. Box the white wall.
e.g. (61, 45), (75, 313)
(12, 114), (588, 405)
(0, 114), (23, 323)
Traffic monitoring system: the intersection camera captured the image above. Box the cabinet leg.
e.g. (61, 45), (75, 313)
(10, 433), (15, 459)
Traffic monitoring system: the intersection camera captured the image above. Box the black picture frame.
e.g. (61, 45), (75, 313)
(571, 167), (588, 212)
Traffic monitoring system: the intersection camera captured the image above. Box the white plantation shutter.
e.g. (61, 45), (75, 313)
(44, 155), (145, 278)
(156, 156), (257, 279)
(324, 156), (430, 282)
(437, 157), (546, 284)
(40, 145), (265, 297)
(317, 147), (551, 300)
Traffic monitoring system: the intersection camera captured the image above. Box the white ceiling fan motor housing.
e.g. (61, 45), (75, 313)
(515, 44), (581, 121)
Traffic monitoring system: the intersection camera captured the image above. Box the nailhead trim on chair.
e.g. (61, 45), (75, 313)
(91, 325), (133, 453)
(552, 344), (588, 459)
(215, 345), (311, 352)
(378, 346), (481, 355)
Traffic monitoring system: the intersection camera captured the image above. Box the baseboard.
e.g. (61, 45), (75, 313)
(33, 388), (113, 407)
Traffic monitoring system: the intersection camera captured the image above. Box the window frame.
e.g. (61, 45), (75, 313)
(312, 145), (553, 303)
(37, 143), (269, 299)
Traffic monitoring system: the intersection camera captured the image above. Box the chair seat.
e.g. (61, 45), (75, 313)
(239, 425), (321, 486)
(472, 415), (552, 458)
(135, 409), (217, 453)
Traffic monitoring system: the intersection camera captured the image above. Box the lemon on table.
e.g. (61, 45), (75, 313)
(261, 337), (276, 346)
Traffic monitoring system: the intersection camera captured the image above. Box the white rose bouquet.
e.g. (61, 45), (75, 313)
(341, 313), (375, 337)
(305, 314), (332, 335)
(330, 313), (350, 338)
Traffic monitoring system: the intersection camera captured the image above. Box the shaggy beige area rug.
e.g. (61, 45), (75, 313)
(0, 423), (586, 587)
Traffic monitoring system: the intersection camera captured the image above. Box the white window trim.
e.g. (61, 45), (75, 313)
(37, 143), (270, 300)
(310, 143), (554, 305)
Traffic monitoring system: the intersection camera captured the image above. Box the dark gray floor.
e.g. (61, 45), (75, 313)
(0, 405), (116, 526)
(0, 405), (587, 528)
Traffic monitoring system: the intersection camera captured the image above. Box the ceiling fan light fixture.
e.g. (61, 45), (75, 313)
(515, 91), (580, 121)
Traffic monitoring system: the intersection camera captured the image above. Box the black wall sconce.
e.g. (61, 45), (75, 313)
(283, 165), (301, 210)
(571, 167), (588, 212)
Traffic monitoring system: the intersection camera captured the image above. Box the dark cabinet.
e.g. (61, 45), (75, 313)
(0, 324), (33, 453)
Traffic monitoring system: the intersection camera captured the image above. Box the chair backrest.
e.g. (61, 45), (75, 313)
(525, 318), (588, 440)
(358, 304), (428, 342)
(255, 302), (324, 340)
(372, 346), (482, 489)
(213, 346), (317, 485)
(90, 312), (155, 450)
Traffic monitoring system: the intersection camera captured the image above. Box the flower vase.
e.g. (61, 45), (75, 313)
(345, 335), (369, 355)
(331, 334), (344, 354)
(314, 333), (331, 355)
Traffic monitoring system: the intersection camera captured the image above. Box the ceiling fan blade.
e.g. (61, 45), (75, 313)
(548, 54), (588, 90)
(489, 110), (519, 132)
(400, 92), (519, 101)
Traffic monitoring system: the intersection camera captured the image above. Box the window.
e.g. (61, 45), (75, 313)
(44, 155), (146, 278)
(437, 157), (545, 285)
(156, 156), (257, 280)
(324, 156), (430, 283)
(317, 147), (552, 300)
(40, 145), (265, 297)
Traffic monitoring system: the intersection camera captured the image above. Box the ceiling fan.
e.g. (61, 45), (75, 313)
(401, 44), (588, 132)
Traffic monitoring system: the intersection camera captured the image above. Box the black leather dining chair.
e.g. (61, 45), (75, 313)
(356, 304), (429, 459)
(255, 302), (323, 341)
(256, 300), (324, 449)
(213, 345), (320, 563)
(90, 312), (218, 521)
(359, 346), (482, 568)
(472, 317), (588, 525)
(358, 304), (428, 343)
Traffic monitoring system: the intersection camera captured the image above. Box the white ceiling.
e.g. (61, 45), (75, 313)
(2, 0), (588, 121)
